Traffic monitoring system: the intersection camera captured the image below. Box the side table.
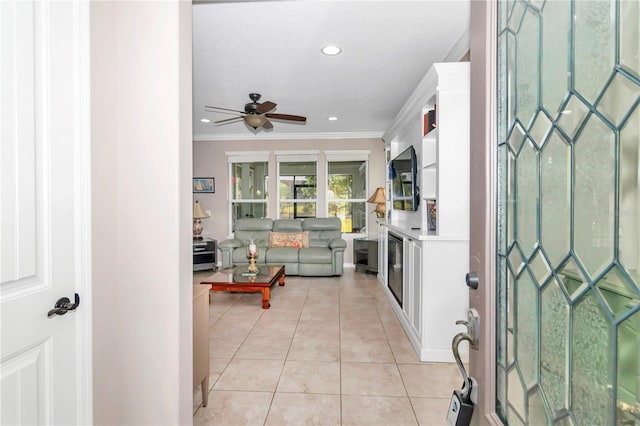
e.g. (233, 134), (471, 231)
(354, 238), (379, 274)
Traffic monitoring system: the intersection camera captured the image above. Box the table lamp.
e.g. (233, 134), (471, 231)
(367, 187), (386, 218)
(193, 200), (210, 240)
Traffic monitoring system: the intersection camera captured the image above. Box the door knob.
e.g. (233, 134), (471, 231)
(47, 293), (80, 318)
(465, 271), (479, 290)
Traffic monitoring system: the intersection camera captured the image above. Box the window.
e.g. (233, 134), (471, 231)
(228, 155), (269, 232)
(278, 161), (317, 219)
(327, 159), (367, 233)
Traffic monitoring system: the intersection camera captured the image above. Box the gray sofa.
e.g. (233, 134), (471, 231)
(219, 217), (347, 276)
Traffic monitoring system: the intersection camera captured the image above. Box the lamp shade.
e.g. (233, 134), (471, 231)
(193, 200), (209, 219)
(367, 187), (386, 204)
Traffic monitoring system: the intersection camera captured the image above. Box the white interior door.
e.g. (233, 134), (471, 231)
(1, 1), (91, 424)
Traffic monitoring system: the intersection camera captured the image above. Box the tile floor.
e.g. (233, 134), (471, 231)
(193, 268), (461, 426)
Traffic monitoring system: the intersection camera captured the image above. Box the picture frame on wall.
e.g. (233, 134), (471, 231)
(193, 177), (215, 193)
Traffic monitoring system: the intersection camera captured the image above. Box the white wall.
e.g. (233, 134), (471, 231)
(193, 138), (386, 264)
(91, 2), (192, 424)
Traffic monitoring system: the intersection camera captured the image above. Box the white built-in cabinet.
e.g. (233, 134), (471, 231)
(378, 62), (470, 363)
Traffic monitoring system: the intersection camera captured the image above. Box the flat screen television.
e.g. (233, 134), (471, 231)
(390, 146), (419, 212)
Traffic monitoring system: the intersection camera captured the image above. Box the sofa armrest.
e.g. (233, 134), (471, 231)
(328, 238), (347, 250)
(219, 239), (243, 268)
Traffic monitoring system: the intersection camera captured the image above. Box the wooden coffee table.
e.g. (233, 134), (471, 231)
(201, 265), (285, 309)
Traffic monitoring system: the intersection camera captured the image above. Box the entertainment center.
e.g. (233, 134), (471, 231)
(377, 62), (470, 363)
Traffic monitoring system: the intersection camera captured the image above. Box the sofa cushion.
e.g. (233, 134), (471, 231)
(266, 247), (300, 263)
(273, 219), (303, 232)
(303, 218), (342, 244)
(299, 247), (332, 264)
(269, 231), (309, 248)
(235, 218), (273, 247)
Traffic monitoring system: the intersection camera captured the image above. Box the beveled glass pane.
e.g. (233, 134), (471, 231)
(574, 114), (615, 279)
(508, 268), (516, 364)
(595, 266), (640, 318)
(516, 6), (540, 128)
(528, 387), (550, 425)
(508, 0), (526, 32)
(529, 111), (552, 148)
(516, 271), (538, 387)
(620, 0), (639, 77)
(617, 310), (640, 425)
(540, 279), (569, 416)
(541, 130), (571, 269)
(508, 244), (525, 277)
(507, 150), (516, 248)
(498, 144), (510, 256)
(620, 106), (640, 286)
(571, 290), (614, 425)
(529, 249), (551, 285)
(597, 72), (640, 126)
(556, 95), (591, 138)
(508, 368), (526, 420)
(506, 30), (517, 127)
(507, 122), (526, 154)
(516, 140), (539, 258)
(232, 162), (268, 200)
(498, 256), (508, 366)
(541, 0), (571, 116)
(574, 0), (615, 104)
(557, 257), (588, 300)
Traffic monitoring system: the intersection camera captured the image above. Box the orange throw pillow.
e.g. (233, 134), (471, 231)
(269, 231), (309, 248)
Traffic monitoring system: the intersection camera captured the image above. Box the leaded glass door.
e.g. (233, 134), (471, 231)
(496, 0), (640, 424)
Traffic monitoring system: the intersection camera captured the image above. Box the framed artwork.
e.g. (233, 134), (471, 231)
(193, 177), (215, 193)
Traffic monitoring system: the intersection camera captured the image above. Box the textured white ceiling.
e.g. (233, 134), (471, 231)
(192, 1), (470, 140)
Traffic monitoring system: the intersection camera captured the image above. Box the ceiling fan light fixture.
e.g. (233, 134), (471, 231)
(244, 114), (267, 129)
(321, 45), (342, 56)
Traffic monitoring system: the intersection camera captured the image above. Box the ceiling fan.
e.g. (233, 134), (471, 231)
(205, 93), (307, 130)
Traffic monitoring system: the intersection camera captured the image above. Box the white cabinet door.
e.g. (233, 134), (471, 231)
(1, 1), (91, 423)
(410, 240), (422, 337)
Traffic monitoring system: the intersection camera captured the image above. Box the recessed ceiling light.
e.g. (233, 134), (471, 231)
(328, 116), (339, 121)
(200, 118), (210, 123)
(321, 45), (342, 56)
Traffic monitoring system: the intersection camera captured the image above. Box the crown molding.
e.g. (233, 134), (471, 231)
(192, 131), (384, 141)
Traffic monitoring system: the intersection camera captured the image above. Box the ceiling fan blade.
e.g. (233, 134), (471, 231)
(265, 113), (307, 122)
(204, 105), (246, 114)
(262, 118), (273, 130)
(214, 116), (243, 124)
(257, 101), (277, 114)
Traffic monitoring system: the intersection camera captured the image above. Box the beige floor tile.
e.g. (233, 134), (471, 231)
(341, 362), (407, 397)
(410, 397), (451, 426)
(265, 393), (341, 426)
(340, 320), (386, 340)
(250, 318), (299, 337)
(295, 319), (340, 340)
(341, 395), (418, 426)
(235, 335), (293, 360)
(209, 318), (255, 339)
(341, 338), (395, 363)
(300, 305), (340, 321)
(194, 390), (272, 425)
(213, 358), (284, 391)
(209, 336), (244, 358)
(208, 357), (230, 389)
(398, 363), (461, 398)
(388, 337), (422, 364)
(287, 336), (340, 362)
(276, 360), (340, 394)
